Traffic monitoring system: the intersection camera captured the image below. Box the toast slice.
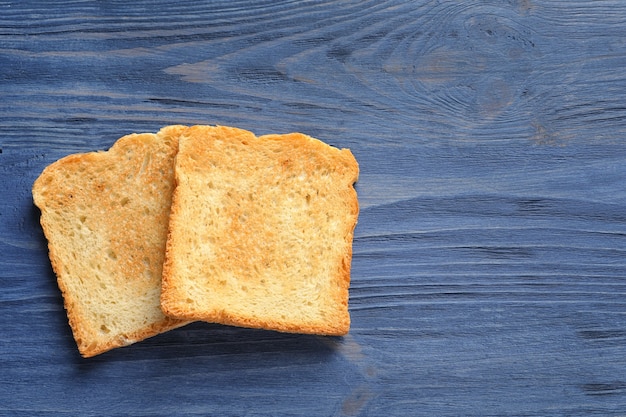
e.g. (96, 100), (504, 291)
(33, 126), (191, 357)
(161, 125), (359, 335)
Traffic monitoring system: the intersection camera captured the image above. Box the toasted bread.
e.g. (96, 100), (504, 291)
(32, 126), (190, 357)
(161, 125), (359, 335)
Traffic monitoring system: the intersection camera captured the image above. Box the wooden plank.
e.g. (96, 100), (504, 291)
(1, 0), (626, 415)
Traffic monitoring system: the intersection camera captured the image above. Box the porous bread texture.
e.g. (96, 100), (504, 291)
(32, 125), (190, 357)
(161, 125), (359, 335)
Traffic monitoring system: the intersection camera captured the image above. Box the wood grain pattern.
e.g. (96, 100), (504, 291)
(2, 0), (626, 415)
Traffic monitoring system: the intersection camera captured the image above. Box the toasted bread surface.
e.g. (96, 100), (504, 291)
(32, 125), (190, 357)
(161, 125), (359, 335)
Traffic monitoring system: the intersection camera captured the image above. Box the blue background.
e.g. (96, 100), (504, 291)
(2, 1), (626, 415)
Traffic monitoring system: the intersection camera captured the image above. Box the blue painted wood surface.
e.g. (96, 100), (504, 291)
(2, 1), (626, 415)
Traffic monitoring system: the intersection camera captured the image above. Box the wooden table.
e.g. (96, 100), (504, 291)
(2, 1), (626, 415)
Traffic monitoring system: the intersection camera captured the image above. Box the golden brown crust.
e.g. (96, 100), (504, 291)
(33, 126), (190, 357)
(161, 125), (359, 336)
